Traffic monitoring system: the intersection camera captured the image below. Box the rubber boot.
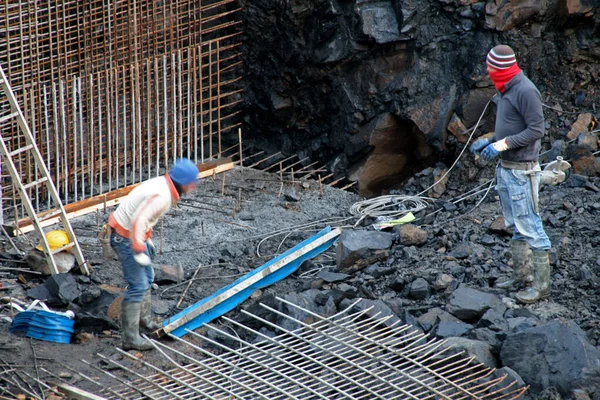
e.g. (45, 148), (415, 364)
(496, 240), (533, 289)
(515, 250), (551, 304)
(140, 290), (162, 331)
(122, 301), (153, 351)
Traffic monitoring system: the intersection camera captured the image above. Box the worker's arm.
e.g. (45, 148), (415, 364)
(505, 88), (545, 149)
(129, 195), (170, 254)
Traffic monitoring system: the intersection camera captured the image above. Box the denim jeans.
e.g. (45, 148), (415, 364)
(496, 165), (551, 250)
(110, 233), (154, 303)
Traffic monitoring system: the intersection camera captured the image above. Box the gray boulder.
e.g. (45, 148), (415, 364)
(434, 321), (473, 338)
(336, 230), (393, 273)
(340, 298), (401, 329)
(446, 287), (505, 322)
(409, 277), (430, 300)
(490, 367), (526, 393)
(417, 307), (461, 332)
(278, 290), (338, 332)
(441, 337), (497, 369)
(500, 319), (600, 396)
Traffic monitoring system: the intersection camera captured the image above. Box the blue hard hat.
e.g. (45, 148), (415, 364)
(169, 158), (199, 185)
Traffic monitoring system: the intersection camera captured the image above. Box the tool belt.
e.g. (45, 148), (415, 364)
(500, 159), (538, 171)
(98, 224), (116, 260)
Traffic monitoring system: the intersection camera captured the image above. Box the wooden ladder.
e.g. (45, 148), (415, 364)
(0, 65), (89, 275)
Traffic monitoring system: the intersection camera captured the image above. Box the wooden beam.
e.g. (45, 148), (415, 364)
(55, 383), (108, 400)
(6, 158), (234, 236)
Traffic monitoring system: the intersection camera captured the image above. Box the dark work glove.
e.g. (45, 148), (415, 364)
(469, 138), (490, 154)
(480, 143), (500, 161)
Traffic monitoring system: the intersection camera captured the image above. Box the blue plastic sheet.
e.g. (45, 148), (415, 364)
(165, 226), (338, 337)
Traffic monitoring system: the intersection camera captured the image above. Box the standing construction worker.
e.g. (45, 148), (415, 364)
(470, 45), (551, 304)
(109, 158), (199, 350)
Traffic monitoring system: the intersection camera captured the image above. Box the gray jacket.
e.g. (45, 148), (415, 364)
(492, 72), (545, 163)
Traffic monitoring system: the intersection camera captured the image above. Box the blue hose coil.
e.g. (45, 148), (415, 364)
(10, 310), (74, 344)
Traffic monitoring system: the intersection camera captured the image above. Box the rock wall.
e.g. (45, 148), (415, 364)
(238, 0), (600, 197)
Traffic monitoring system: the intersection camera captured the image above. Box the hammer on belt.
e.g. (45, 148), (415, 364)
(98, 224), (115, 260)
(524, 167), (541, 214)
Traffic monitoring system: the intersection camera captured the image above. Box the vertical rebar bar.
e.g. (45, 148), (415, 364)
(199, 44), (204, 163)
(79, 76), (84, 199)
(73, 75), (78, 202)
(217, 39), (221, 158)
(238, 128), (242, 167)
(193, 46), (198, 164)
(163, 55), (168, 170)
(52, 81), (60, 201)
(122, 65), (126, 187)
(172, 52), (177, 162)
(107, 69), (112, 192)
(89, 74), (94, 197)
(186, 49), (191, 160)
(155, 57), (160, 177)
(60, 79), (68, 203)
(147, 59), (151, 179)
(178, 49), (183, 160)
(42, 85), (51, 208)
(131, 65), (136, 185)
(208, 41), (213, 160)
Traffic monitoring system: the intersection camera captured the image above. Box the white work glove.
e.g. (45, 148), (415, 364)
(491, 139), (509, 151)
(133, 252), (152, 266)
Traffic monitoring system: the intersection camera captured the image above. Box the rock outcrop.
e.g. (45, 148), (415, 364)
(239, 0), (600, 196)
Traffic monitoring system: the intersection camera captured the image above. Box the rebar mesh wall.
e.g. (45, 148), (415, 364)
(0, 0), (242, 222)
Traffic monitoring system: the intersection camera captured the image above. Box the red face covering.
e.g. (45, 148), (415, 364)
(488, 63), (522, 93)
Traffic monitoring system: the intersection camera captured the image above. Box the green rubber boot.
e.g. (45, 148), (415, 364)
(140, 290), (162, 332)
(122, 301), (153, 351)
(496, 240), (533, 290)
(515, 250), (551, 304)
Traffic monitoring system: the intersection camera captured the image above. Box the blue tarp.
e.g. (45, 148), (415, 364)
(165, 226), (338, 337)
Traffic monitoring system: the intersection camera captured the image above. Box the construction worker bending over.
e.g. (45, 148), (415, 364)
(109, 158), (199, 350)
(470, 45), (551, 304)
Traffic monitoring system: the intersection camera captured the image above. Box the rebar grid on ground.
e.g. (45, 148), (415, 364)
(93, 299), (527, 400)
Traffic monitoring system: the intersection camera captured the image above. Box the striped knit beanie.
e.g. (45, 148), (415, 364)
(486, 45), (517, 70)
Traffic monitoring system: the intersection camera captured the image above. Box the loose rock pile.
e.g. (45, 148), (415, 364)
(236, 127), (600, 398)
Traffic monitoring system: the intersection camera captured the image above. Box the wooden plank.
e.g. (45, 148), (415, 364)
(157, 227), (341, 337)
(6, 158), (234, 236)
(198, 160), (234, 178)
(55, 383), (108, 400)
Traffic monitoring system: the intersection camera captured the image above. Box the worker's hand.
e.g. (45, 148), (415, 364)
(133, 252), (152, 266)
(469, 138), (490, 154)
(146, 239), (156, 259)
(480, 143), (500, 161)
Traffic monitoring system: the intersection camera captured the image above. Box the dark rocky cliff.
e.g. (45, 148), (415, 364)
(238, 0), (600, 196)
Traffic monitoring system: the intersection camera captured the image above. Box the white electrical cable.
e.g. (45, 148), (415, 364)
(349, 101), (492, 224)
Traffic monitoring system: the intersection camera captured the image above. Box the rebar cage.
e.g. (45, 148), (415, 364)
(0, 0), (243, 224)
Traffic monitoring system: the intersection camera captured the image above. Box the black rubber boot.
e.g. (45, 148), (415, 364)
(516, 250), (551, 304)
(122, 301), (153, 351)
(496, 240), (533, 290)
